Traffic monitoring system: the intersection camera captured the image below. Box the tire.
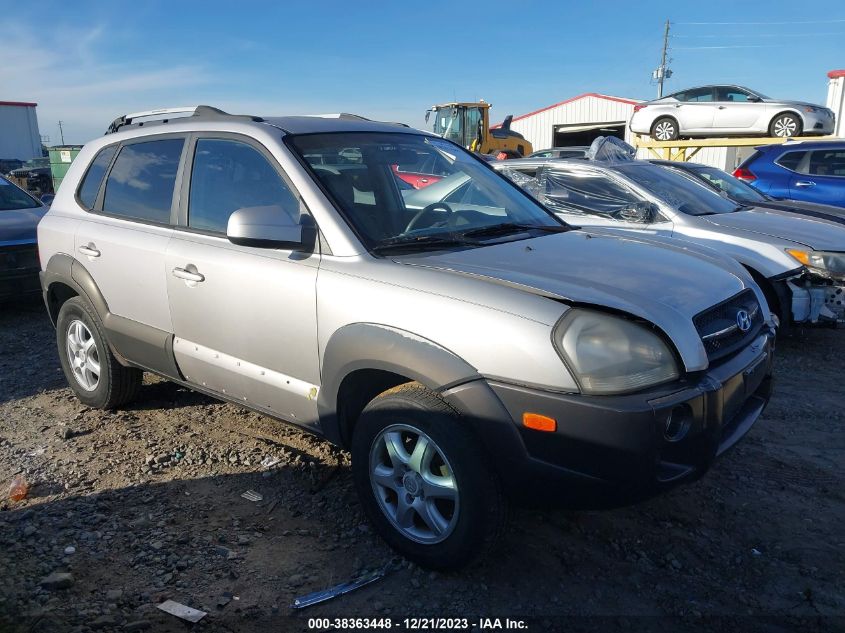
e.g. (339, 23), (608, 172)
(56, 296), (142, 409)
(351, 383), (507, 570)
(769, 113), (802, 138)
(651, 117), (679, 141)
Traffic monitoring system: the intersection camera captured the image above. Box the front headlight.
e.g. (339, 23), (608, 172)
(553, 310), (680, 395)
(786, 249), (845, 279)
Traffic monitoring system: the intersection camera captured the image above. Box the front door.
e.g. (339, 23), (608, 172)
(712, 86), (764, 131)
(165, 135), (322, 427)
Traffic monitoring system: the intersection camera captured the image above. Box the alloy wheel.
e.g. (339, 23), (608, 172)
(654, 120), (676, 141)
(773, 116), (798, 137)
(66, 320), (100, 391)
(368, 424), (459, 544)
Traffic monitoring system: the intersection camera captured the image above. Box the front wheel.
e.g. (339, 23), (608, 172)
(351, 384), (507, 570)
(770, 113), (802, 138)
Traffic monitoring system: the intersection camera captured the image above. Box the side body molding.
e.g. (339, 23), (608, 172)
(42, 254), (181, 379)
(318, 323), (482, 443)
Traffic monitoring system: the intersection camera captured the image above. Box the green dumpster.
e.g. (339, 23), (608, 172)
(48, 145), (83, 192)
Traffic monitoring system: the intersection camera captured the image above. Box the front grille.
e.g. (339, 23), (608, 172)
(694, 289), (763, 361)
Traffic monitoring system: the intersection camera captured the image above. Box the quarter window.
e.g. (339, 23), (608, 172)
(674, 87), (714, 103)
(188, 139), (299, 233)
(77, 145), (117, 209)
(775, 151), (807, 172)
(102, 139), (184, 223)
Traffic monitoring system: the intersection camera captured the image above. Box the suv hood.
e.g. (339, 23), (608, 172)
(702, 207), (845, 250)
(396, 230), (756, 371)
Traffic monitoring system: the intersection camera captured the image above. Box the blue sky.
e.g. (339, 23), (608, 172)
(3, 0), (843, 145)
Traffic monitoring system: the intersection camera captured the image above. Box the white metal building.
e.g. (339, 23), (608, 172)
(500, 92), (738, 169)
(826, 69), (845, 137)
(0, 101), (42, 160)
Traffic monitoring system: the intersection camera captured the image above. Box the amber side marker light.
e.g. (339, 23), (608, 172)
(522, 413), (557, 432)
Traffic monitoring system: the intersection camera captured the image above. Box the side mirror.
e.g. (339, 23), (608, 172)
(616, 201), (657, 223)
(226, 206), (317, 251)
(747, 95), (762, 103)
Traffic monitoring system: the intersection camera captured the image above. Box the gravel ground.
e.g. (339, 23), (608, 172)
(0, 300), (843, 632)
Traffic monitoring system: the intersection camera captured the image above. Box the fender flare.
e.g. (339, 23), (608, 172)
(42, 253), (109, 325)
(317, 323), (482, 443)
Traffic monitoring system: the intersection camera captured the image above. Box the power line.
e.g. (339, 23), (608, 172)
(673, 31), (845, 38)
(677, 18), (845, 25)
(672, 44), (782, 50)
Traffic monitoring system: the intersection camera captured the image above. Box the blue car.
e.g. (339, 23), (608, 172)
(0, 175), (49, 300)
(733, 141), (845, 209)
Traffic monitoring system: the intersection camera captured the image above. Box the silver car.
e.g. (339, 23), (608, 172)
(38, 106), (776, 569)
(495, 157), (845, 330)
(629, 85), (835, 140)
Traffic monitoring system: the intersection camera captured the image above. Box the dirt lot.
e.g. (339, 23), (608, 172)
(0, 300), (843, 632)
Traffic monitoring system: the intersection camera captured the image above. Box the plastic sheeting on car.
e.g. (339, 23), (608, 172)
(586, 136), (637, 163)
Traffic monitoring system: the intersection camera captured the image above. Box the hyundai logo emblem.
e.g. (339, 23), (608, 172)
(736, 309), (752, 332)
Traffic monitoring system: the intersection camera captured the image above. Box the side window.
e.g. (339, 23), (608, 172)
(808, 150), (845, 177)
(540, 169), (639, 216)
(77, 145), (117, 208)
(188, 139), (300, 233)
(775, 151), (807, 172)
(716, 87), (752, 102)
(102, 139), (184, 223)
(676, 87), (714, 103)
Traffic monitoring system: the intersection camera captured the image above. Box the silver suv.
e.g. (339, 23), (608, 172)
(38, 106), (776, 569)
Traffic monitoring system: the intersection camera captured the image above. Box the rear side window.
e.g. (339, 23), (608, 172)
(188, 139), (299, 233)
(540, 168), (639, 216)
(77, 145), (117, 208)
(102, 138), (184, 224)
(775, 151), (806, 172)
(674, 87), (714, 103)
(808, 149), (845, 177)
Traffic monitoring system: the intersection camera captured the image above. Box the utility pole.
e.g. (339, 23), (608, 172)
(58, 121), (65, 145)
(654, 19), (672, 98)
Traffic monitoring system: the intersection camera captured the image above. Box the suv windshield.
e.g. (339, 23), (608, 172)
(288, 132), (565, 252)
(0, 177), (40, 210)
(683, 164), (767, 204)
(614, 163), (739, 215)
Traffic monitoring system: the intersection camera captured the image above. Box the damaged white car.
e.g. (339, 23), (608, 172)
(493, 143), (845, 331)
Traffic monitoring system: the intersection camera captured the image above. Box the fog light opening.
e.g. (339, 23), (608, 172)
(664, 405), (692, 442)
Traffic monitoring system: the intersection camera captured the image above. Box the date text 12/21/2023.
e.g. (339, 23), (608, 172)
(306, 617), (529, 630)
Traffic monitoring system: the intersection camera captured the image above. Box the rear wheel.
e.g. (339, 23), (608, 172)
(769, 113), (802, 138)
(651, 117), (679, 141)
(56, 297), (142, 409)
(351, 383), (507, 570)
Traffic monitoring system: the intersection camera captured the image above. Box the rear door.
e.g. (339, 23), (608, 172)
(788, 148), (845, 207)
(673, 87), (716, 133)
(165, 134), (321, 427)
(74, 135), (186, 371)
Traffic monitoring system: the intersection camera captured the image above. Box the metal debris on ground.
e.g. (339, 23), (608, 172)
(260, 455), (281, 469)
(157, 599), (207, 623)
(241, 490), (263, 502)
(291, 561), (400, 609)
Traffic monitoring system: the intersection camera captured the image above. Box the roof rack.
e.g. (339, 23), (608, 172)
(105, 105), (264, 135)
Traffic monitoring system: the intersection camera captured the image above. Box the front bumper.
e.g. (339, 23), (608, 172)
(801, 110), (835, 135)
(0, 244), (41, 300)
(443, 328), (775, 503)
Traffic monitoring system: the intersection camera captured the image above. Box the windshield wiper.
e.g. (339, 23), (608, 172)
(370, 234), (476, 254)
(458, 222), (570, 239)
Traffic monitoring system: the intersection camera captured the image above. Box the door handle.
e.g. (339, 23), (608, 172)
(78, 244), (100, 258)
(794, 181), (816, 188)
(717, 105), (726, 109)
(172, 267), (205, 283)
